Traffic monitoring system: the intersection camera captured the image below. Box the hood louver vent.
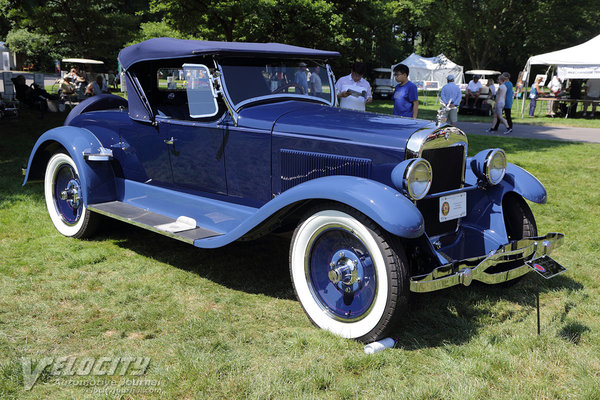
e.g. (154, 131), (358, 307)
(280, 149), (372, 192)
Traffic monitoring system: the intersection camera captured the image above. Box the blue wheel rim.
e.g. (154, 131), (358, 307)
(53, 164), (82, 225)
(307, 227), (377, 321)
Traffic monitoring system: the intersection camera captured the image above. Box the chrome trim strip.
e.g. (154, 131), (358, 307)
(213, 60), (239, 126)
(273, 131), (404, 151)
(406, 126), (468, 159)
(235, 94), (330, 111)
(409, 233), (565, 293)
(422, 184), (478, 200)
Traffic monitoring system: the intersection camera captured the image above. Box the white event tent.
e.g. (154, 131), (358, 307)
(523, 34), (600, 81)
(521, 34), (600, 115)
(392, 53), (464, 85)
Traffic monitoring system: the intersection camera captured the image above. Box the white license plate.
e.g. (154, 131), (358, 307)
(439, 192), (467, 222)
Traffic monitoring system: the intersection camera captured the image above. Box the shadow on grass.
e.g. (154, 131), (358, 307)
(99, 218), (295, 300)
(97, 218), (583, 349)
(391, 274), (583, 349)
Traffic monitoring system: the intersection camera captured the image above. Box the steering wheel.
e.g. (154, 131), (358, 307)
(272, 83), (305, 95)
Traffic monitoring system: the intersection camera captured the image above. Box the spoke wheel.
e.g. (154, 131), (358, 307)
(44, 152), (99, 238)
(290, 205), (409, 342)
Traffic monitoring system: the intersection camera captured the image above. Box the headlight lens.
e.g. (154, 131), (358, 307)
(485, 149), (507, 185)
(391, 158), (433, 200)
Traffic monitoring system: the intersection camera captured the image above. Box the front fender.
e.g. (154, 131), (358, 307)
(502, 163), (547, 204)
(465, 158), (547, 204)
(23, 126), (117, 205)
(200, 176), (424, 249)
(272, 176), (424, 238)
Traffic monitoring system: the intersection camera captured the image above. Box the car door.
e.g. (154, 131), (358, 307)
(155, 64), (227, 195)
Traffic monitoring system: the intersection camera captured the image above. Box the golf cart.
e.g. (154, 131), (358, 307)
(372, 67), (394, 99)
(458, 69), (500, 116)
(52, 58), (107, 101)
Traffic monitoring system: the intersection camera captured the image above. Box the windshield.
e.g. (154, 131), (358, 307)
(219, 58), (333, 109)
(374, 70), (391, 79)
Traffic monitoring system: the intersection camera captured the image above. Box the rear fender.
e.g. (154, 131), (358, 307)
(23, 126), (117, 205)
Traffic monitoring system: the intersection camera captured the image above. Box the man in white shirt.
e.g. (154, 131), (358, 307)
(583, 79), (600, 118)
(335, 62), (373, 111)
(439, 74), (462, 126)
(465, 75), (482, 108)
(547, 75), (563, 115)
(87, 75), (109, 97)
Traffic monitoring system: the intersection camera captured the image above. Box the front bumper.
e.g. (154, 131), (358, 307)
(410, 233), (564, 293)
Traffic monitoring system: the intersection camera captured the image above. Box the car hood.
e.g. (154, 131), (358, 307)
(237, 101), (435, 150)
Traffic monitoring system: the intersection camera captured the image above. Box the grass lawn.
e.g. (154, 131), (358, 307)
(1, 108), (599, 399)
(368, 96), (600, 129)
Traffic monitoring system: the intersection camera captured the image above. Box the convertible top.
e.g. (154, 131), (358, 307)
(118, 37), (341, 70)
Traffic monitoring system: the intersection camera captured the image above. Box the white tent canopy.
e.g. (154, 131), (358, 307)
(62, 58), (104, 65)
(392, 53), (464, 84)
(524, 34), (600, 80)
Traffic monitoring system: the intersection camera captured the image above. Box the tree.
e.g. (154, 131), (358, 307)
(3, 0), (146, 70)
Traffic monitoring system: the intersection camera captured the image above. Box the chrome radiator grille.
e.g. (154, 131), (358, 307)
(416, 144), (466, 237)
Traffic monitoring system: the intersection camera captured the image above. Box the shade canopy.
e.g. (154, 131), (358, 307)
(392, 53), (464, 84)
(62, 58), (104, 64)
(524, 34), (600, 80)
(465, 69), (501, 76)
(118, 38), (340, 70)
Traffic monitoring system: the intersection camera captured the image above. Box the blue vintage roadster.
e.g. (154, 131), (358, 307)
(24, 38), (564, 342)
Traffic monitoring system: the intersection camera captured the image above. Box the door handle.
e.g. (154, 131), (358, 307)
(164, 137), (177, 145)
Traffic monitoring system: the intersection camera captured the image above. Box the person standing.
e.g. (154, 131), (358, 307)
(547, 75), (562, 116)
(439, 74), (462, 126)
(335, 62), (373, 111)
(528, 76), (543, 117)
(309, 66), (323, 97)
(487, 76), (510, 133)
(392, 63), (418, 118)
(582, 78), (600, 118)
(295, 62), (309, 94)
(490, 72), (513, 132)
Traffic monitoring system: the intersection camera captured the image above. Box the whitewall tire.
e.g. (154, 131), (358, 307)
(290, 205), (409, 342)
(44, 152), (98, 238)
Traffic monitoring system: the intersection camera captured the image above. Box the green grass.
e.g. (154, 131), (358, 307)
(1, 108), (600, 399)
(368, 97), (600, 128)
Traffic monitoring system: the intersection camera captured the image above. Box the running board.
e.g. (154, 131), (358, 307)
(88, 201), (223, 244)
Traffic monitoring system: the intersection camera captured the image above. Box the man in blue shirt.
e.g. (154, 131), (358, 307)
(491, 72), (513, 133)
(392, 64), (418, 118)
(439, 74), (462, 126)
(295, 62), (309, 94)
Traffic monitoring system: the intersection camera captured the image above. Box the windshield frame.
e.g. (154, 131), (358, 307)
(215, 58), (336, 112)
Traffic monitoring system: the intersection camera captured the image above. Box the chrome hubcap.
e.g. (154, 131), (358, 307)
(59, 179), (81, 208)
(328, 249), (364, 294)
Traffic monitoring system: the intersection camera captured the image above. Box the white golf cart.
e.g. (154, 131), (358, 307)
(459, 69), (501, 116)
(372, 68), (394, 99)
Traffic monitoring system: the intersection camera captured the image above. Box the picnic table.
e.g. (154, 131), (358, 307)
(536, 97), (600, 118)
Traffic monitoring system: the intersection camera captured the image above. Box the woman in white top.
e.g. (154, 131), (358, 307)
(488, 76), (510, 134)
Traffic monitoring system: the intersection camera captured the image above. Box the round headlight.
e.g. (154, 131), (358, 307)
(485, 149), (507, 185)
(405, 159), (433, 200)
